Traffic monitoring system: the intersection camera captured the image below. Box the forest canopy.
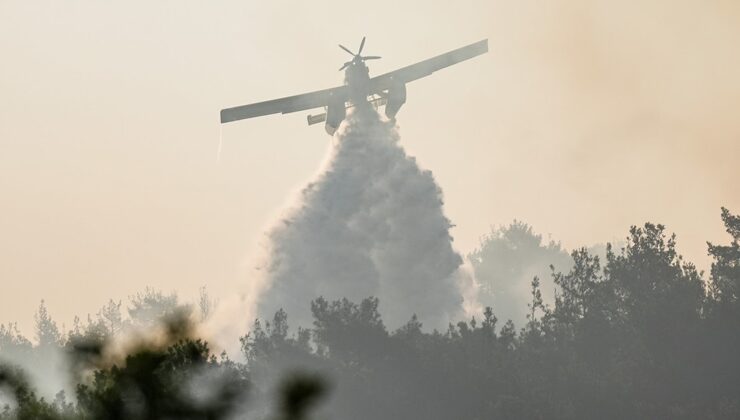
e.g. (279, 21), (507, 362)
(1, 209), (739, 419)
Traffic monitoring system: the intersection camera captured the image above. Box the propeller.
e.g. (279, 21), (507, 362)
(358, 36), (366, 54)
(339, 44), (355, 56)
(338, 36), (381, 71)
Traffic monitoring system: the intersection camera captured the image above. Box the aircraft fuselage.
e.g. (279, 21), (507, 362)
(344, 61), (372, 105)
(219, 38), (488, 136)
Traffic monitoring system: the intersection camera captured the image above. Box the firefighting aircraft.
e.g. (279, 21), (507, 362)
(220, 38), (488, 135)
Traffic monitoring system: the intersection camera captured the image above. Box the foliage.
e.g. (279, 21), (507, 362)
(127, 288), (180, 329)
(1, 211), (739, 419)
(74, 339), (249, 420)
(469, 221), (572, 325)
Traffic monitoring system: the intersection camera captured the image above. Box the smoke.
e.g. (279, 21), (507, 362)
(0, 344), (69, 403)
(253, 104), (477, 330)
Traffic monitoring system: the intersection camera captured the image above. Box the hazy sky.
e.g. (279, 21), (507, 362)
(1, 0), (738, 335)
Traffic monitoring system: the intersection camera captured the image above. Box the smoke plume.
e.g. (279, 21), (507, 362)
(256, 105), (475, 330)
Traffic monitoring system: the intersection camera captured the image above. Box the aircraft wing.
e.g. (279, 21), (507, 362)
(220, 85), (348, 124)
(369, 39), (488, 92)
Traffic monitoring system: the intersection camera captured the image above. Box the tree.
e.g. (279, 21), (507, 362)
(469, 221), (571, 327)
(703, 208), (740, 414)
(127, 288), (180, 328)
(198, 287), (217, 322)
(0, 364), (61, 420)
(4, 215), (740, 419)
(34, 301), (61, 349)
(97, 300), (124, 336)
(0, 323), (32, 362)
(708, 207), (740, 310)
(310, 297), (387, 364)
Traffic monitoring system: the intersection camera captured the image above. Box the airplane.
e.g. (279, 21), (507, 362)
(220, 37), (488, 135)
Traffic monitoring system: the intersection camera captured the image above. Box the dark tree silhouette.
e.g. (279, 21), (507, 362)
(2, 211), (740, 419)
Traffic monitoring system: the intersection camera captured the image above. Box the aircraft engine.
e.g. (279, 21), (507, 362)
(325, 95), (346, 135)
(385, 82), (407, 119)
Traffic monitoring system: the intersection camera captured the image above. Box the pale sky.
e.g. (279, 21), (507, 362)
(1, 0), (738, 336)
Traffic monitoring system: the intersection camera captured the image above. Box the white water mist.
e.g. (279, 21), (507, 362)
(255, 105), (478, 330)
